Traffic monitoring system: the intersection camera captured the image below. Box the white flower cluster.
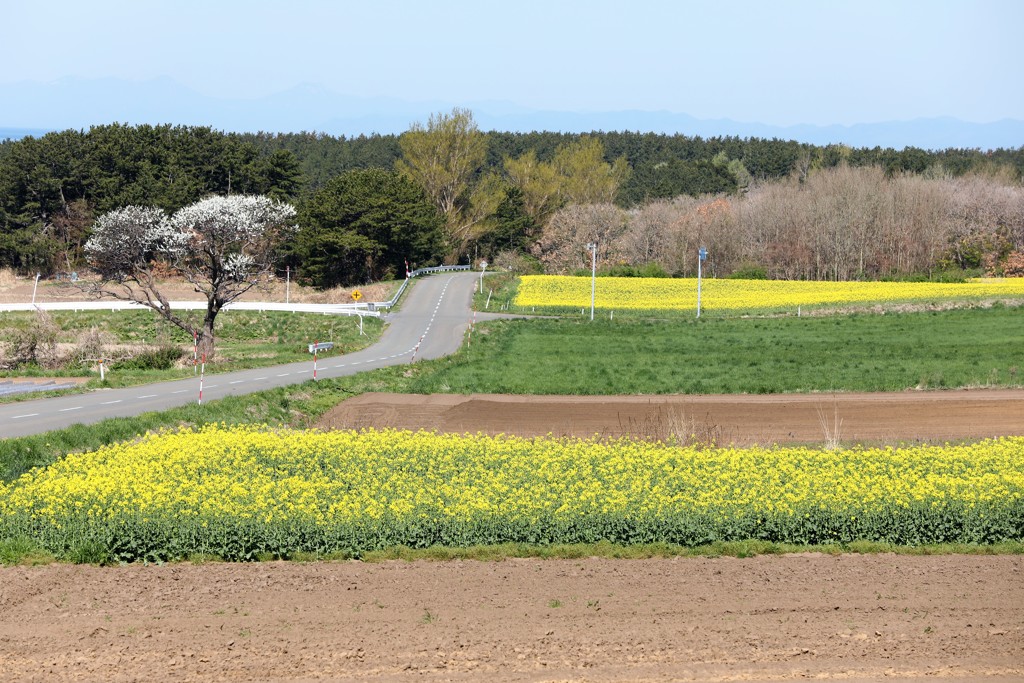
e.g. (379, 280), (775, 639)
(169, 195), (297, 247)
(85, 205), (185, 277)
(87, 195), (296, 282)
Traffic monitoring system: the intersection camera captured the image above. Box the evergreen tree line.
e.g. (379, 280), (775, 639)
(1, 114), (1022, 285)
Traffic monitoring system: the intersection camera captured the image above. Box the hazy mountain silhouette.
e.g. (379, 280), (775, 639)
(2, 77), (1021, 150)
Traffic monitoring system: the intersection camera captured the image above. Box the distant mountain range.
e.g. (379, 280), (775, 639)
(2, 77), (1022, 151)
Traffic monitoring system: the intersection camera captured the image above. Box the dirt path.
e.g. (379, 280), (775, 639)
(1, 555), (1021, 682)
(315, 389), (1024, 446)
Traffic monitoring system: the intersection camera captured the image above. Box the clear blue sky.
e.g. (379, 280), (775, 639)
(3, 0), (1021, 126)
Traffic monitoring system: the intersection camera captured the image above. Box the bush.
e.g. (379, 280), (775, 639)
(881, 269), (976, 284)
(494, 250), (543, 275)
(999, 252), (1024, 278)
(2, 309), (61, 368)
(74, 327), (117, 363)
(728, 262), (768, 280)
(112, 345), (184, 371)
(572, 263), (670, 278)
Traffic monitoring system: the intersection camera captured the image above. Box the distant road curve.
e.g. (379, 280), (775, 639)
(1, 273), (491, 439)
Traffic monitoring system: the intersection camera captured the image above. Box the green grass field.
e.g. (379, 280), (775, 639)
(414, 304), (1024, 394)
(0, 309), (382, 393)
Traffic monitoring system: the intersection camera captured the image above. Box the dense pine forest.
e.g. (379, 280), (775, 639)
(1, 115), (1022, 285)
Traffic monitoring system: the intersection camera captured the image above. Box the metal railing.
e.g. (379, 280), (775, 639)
(0, 265), (474, 317)
(0, 300), (382, 318)
(367, 264), (472, 311)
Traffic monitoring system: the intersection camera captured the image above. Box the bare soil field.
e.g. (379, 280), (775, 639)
(1, 555), (1020, 682)
(315, 390), (1024, 446)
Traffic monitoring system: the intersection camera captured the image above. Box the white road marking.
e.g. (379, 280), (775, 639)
(5, 271), (465, 433)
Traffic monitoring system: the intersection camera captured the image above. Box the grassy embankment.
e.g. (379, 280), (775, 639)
(0, 309), (383, 394)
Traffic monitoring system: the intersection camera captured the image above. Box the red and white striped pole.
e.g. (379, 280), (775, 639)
(411, 334), (425, 362)
(198, 354), (206, 405)
(193, 331), (198, 375)
(313, 340), (318, 381)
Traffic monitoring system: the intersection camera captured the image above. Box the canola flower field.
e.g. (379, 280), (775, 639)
(1, 425), (1021, 561)
(513, 275), (1024, 312)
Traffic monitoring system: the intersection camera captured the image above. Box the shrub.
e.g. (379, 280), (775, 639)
(112, 345), (184, 371)
(74, 327), (117, 363)
(3, 309), (61, 368)
(572, 263), (670, 278)
(728, 262), (768, 280)
(494, 250), (543, 275)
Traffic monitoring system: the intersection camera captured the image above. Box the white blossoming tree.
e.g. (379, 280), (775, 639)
(85, 195), (296, 360)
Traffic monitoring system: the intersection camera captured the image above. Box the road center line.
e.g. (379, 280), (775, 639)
(229, 380), (244, 385)
(11, 413), (40, 419)
(138, 394), (157, 399)
(59, 406), (82, 412)
(101, 400), (123, 405)
(171, 390), (187, 394)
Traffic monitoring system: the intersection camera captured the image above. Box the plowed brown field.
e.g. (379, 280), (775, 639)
(315, 390), (1024, 445)
(1, 555), (1021, 681)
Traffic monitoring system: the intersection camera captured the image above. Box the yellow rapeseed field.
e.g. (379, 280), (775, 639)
(1, 425), (1021, 560)
(514, 275), (1024, 311)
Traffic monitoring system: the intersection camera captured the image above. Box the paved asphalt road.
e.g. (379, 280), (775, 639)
(1, 273), (488, 439)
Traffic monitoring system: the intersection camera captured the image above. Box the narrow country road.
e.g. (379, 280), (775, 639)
(1, 273), (485, 439)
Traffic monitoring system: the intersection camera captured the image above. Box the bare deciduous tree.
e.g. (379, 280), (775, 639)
(620, 199), (679, 268)
(534, 204), (627, 274)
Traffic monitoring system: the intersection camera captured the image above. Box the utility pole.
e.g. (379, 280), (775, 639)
(586, 243), (597, 321)
(697, 247), (707, 318)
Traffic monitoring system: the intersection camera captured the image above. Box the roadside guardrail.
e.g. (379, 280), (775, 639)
(0, 264), (475, 317)
(366, 264), (472, 311)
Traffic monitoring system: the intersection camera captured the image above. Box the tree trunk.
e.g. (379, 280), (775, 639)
(198, 305), (218, 361)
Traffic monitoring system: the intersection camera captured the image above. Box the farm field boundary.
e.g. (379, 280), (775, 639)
(316, 389), (1024, 446)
